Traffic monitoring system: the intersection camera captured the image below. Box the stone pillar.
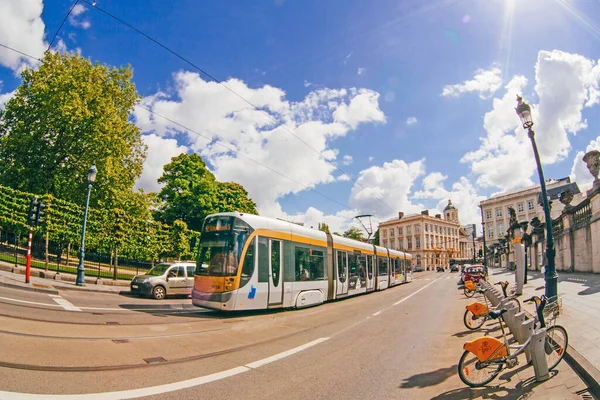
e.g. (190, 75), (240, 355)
(583, 150), (600, 273)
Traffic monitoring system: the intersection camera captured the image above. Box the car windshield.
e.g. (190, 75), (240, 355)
(146, 264), (171, 276)
(196, 216), (253, 277)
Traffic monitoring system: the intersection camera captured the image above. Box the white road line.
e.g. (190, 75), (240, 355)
(372, 311), (382, 316)
(0, 338), (330, 399)
(393, 277), (441, 306)
(245, 337), (329, 369)
(49, 295), (81, 312)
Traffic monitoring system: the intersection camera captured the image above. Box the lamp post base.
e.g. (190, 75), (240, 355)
(75, 269), (86, 286)
(545, 273), (558, 299)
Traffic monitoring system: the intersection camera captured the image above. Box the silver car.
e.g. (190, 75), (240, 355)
(130, 262), (196, 300)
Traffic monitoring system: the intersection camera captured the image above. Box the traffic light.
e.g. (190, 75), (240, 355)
(35, 201), (46, 226)
(27, 196), (39, 226)
(478, 249), (483, 258)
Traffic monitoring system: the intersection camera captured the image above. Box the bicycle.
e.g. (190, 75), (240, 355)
(463, 280), (479, 298)
(494, 281), (522, 312)
(463, 288), (521, 330)
(457, 295), (568, 387)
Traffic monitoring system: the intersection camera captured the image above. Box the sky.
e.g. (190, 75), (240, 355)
(2, 0), (600, 235)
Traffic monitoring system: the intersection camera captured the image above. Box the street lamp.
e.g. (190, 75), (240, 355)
(75, 163), (97, 286)
(515, 95), (557, 298)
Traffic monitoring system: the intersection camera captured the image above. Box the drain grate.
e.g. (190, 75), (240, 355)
(112, 339), (129, 344)
(144, 357), (166, 364)
(105, 321), (120, 325)
(576, 389), (594, 400)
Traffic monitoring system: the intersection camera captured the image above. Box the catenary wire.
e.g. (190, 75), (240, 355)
(47, 0), (81, 52)
(0, 42), (356, 214)
(79, 0), (397, 214)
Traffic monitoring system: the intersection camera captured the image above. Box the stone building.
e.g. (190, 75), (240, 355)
(378, 201), (468, 270)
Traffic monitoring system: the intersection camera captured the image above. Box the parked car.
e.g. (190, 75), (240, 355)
(450, 265), (459, 272)
(436, 266), (444, 272)
(413, 267), (424, 272)
(130, 262), (196, 300)
(463, 265), (485, 283)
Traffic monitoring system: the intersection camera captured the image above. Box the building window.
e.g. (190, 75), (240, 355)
(517, 203), (524, 213)
(398, 227), (403, 235)
(415, 224), (421, 233)
(390, 229), (394, 237)
(416, 237), (420, 249)
(506, 206), (513, 215)
(486, 210), (492, 220)
(528, 200), (535, 211)
(497, 223), (504, 236)
(407, 226), (412, 234)
(383, 239), (387, 247)
(407, 238), (412, 249)
(424, 224), (428, 232)
(434, 225), (438, 233)
(496, 208), (502, 217)
(382, 230), (387, 238)
(487, 227), (494, 238)
(398, 240), (404, 250)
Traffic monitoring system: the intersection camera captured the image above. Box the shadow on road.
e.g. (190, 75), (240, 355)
(399, 365), (456, 388)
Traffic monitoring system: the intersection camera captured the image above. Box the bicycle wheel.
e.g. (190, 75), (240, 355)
(545, 325), (568, 370)
(464, 287), (475, 298)
(464, 310), (486, 330)
(504, 298), (521, 312)
(457, 350), (502, 388)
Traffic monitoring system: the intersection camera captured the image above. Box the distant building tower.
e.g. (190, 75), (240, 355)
(444, 200), (459, 225)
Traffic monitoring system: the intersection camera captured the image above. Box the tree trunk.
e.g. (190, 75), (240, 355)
(45, 231), (49, 271)
(66, 242), (71, 270)
(14, 232), (19, 266)
(113, 246), (118, 280)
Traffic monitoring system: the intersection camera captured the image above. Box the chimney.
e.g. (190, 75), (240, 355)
(398, 212), (404, 219)
(435, 214), (441, 219)
(421, 210), (429, 216)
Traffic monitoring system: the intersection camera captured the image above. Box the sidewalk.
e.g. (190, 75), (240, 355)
(0, 259), (129, 295)
(487, 266), (600, 397)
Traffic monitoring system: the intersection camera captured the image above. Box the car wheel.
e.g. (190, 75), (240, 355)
(152, 285), (166, 300)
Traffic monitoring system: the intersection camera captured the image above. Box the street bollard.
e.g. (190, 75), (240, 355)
(513, 312), (531, 364)
(530, 328), (550, 381)
(522, 318), (535, 363)
(504, 306), (519, 333)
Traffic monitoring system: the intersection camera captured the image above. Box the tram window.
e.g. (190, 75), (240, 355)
(349, 254), (358, 279)
(240, 238), (255, 287)
(378, 257), (388, 276)
(295, 247), (325, 281)
(367, 255), (373, 279)
(258, 237), (269, 282)
(395, 259), (401, 274)
(336, 251), (347, 283)
(271, 240), (281, 287)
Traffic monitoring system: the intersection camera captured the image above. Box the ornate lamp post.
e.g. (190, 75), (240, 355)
(515, 95), (557, 298)
(75, 163), (97, 286)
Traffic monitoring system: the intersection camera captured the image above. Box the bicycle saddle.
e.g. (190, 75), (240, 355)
(488, 309), (507, 319)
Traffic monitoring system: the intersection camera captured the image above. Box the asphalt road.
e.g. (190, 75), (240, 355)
(0, 269), (580, 399)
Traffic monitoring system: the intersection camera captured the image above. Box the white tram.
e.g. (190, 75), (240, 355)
(192, 212), (413, 311)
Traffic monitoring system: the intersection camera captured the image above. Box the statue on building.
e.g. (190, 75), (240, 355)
(583, 150), (600, 184)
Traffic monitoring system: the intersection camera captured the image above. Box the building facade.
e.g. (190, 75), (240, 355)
(480, 177), (580, 268)
(378, 201), (464, 270)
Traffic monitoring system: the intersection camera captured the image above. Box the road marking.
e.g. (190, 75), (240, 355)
(0, 338), (330, 399)
(393, 277), (441, 306)
(49, 295), (81, 312)
(245, 337), (329, 369)
(372, 311), (382, 316)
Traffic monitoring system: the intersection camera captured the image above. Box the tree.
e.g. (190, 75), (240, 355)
(343, 226), (365, 241)
(0, 51), (146, 209)
(169, 219), (190, 261)
(373, 228), (380, 246)
(318, 223), (330, 234)
(155, 153), (257, 231)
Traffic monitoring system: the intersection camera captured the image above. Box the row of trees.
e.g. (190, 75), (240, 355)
(0, 51), (258, 264)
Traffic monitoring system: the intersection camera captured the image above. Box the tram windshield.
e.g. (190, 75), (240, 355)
(196, 216), (253, 277)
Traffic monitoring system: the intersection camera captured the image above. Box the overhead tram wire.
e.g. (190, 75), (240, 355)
(47, 0), (81, 52)
(0, 43), (356, 215)
(79, 0), (397, 214)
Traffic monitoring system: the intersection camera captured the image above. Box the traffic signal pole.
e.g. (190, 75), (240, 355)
(25, 227), (33, 283)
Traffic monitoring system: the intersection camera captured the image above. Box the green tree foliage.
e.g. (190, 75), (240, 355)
(169, 219), (190, 261)
(318, 222), (330, 234)
(155, 153), (257, 231)
(343, 226), (365, 241)
(373, 228), (380, 246)
(0, 51), (146, 209)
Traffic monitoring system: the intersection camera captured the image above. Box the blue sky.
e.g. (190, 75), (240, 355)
(2, 0), (600, 233)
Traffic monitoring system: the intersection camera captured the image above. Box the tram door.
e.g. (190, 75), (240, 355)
(366, 255), (375, 291)
(336, 251), (349, 296)
(268, 239), (283, 306)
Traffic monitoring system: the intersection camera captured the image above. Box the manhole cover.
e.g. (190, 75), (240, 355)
(112, 339), (129, 344)
(144, 357), (166, 364)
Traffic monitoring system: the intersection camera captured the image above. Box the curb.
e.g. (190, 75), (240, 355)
(564, 345), (600, 398)
(0, 281), (59, 295)
(56, 285), (129, 295)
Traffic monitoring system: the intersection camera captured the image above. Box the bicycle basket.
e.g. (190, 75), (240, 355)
(543, 296), (562, 319)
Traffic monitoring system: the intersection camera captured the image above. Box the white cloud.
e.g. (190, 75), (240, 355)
(406, 116), (417, 125)
(303, 80), (312, 87)
(135, 134), (189, 192)
(461, 50), (600, 193)
(135, 72), (386, 214)
(368, 156), (374, 162)
(570, 137), (600, 192)
(337, 173), (351, 181)
(0, 82), (16, 109)
(343, 52), (353, 64)
(342, 155), (353, 165)
(349, 159), (426, 218)
(69, 4), (91, 29)
(0, 0), (46, 72)
(442, 67), (503, 99)
(357, 68), (366, 76)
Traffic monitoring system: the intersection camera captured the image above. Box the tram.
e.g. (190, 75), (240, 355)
(192, 212), (413, 311)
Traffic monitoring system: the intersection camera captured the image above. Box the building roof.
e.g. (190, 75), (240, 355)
(538, 182), (580, 205)
(444, 200), (456, 211)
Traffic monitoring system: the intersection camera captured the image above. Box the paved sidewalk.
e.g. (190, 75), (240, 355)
(0, 260), (129, 295)
(487, 266), (600, 397)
